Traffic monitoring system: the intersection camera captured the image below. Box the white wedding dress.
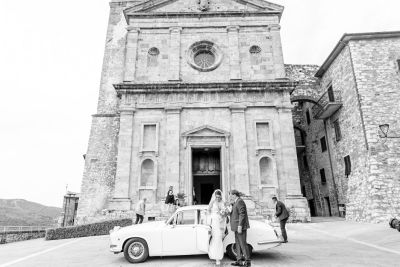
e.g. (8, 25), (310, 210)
(208, 200), (226, 261)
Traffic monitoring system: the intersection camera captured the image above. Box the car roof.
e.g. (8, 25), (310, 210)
(176, 205), (208, 211)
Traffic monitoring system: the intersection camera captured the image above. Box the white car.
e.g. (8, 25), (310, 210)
(109, 205), (282, 263)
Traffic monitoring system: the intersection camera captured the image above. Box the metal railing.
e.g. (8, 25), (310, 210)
(1, 226), (49, 233)
(312, 89), (342, 118)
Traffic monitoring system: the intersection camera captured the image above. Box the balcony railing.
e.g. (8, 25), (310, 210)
(312, 89), (342, 119)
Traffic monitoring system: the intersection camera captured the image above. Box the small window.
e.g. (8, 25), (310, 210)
(256, 122), (271, 147)
(320, 136), (327, 152)
(306, 110), (311, 125)
(176, 210), (196, 225)
(198, 210), (209, 225)
(327, 85), (335, 102)
(249, 45), (262, 65)
(142, 124), (157, 151)
(320, 168), (326, 184)
(147, 47), (160, 67)
(333, 120), (342, 141)
(249, 45), (262, 54)
(344, 155), (351, 177)
(303, 155), (309, 170)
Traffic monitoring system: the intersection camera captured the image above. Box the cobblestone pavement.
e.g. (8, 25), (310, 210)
(1, 219), (399, 267)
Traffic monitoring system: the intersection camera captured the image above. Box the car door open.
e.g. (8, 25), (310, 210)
(195, 224), (211, 252)
(196, 209), (211, 253)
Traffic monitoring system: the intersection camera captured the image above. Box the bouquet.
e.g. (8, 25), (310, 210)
(218, 206), (229, 217)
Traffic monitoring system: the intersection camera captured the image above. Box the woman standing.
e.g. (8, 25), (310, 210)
(208, 189), (227, 266)
(164, 186), (175, 214)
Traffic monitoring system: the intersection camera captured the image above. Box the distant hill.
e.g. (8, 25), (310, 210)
(0, 199), (61, 226)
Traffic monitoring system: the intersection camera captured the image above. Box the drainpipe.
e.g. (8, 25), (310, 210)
(324, 120), (340, 216)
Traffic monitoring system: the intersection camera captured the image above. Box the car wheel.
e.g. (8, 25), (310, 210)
(226, 244), (253, 261)
(123, 238), (149, 263)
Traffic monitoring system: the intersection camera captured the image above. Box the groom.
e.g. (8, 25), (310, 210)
(229, 190), (251, 267)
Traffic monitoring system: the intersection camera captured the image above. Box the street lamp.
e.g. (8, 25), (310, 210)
(378, 124), (400, 139)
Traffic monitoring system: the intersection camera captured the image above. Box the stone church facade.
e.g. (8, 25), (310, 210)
(76, 0), (310, 224)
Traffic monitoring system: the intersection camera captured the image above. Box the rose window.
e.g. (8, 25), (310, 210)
(187, 41), (223, 72)
(194, 51), (215, 69)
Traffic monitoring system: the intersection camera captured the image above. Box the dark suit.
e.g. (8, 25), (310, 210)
(275, 200), (289, 242)
(230, 198), (250, 262)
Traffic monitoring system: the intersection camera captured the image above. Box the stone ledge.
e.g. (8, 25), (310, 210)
(114, 80), (298, 94)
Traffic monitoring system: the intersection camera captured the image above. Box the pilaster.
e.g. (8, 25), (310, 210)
(165, 106), (182, 193)
(277, 106), (302, 197)
(230, 105), (249, 194)
(227, 26), (242, 80)
(109, 108), (135, 210)
(269, 24), (285, 79)
(123, 26), (140, 82)
(168, 27), (182, 81)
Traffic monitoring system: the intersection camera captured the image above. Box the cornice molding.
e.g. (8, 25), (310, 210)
(114, 80), (298, 95)
(125, 11), (282, 21)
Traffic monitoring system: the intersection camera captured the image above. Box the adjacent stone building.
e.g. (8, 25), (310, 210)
(76, 0), (309, 224)
(291, 32), (400, 223)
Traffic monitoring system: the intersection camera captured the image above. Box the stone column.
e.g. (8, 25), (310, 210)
(230, 105), (249, 195)
(269, 24), (285, 79)
(165, 107), (182, 194)
(277, 106), (310, 221)
(110, 107), (135, 210)
(227, 26), (242, 80)
(168, 27), (182, 81)
(123, 27), (140, 82)
(277, 106), (302, 196)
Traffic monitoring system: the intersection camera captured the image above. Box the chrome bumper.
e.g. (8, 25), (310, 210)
(257, 240), (284, 245)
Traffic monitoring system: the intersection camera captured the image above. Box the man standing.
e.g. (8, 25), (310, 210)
(272, 196), (289, 243)
(229, 190), (251, 267)
(135, 198), (146, 224)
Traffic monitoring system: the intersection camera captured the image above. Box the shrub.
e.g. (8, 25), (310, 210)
(45, 218), (132, 240)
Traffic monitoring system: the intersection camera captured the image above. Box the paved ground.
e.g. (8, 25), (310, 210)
(1, 218), (400, 267)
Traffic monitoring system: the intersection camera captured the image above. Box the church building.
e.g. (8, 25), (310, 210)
(76, 0), (312, 224)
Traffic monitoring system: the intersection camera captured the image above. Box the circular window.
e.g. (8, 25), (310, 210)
(187, 41), (223, 72)
(194, 51), (215, 69)
(148, 47), (160, 56)
(249, 45), (262, 54)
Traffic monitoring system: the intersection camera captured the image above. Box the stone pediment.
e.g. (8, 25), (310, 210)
(182, 125), (230, 137)
(124, 0), (283, 15)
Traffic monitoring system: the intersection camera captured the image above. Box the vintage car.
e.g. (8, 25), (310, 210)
(109, 205), (282, 263)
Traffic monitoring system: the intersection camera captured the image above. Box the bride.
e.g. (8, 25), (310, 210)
(208, 189), (227, 266)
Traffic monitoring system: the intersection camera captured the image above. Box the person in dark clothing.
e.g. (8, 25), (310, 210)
(165, 188), (175, 205)
(272, 196), (289, 243)
(230, 190), (251, 267)
(165, 186), (176, 214)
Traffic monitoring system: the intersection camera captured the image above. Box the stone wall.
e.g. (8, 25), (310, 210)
(0, 231), (45, 244)
(286, 64), (320, 103)
(76, 115), (119, 225)
(348, 37), (400, 223)
(76, 1), (138, 224)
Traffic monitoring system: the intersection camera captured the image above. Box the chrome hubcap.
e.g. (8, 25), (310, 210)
(128, 242), (144, 259)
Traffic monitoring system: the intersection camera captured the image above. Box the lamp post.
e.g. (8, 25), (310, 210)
(378, 124), (400, 139)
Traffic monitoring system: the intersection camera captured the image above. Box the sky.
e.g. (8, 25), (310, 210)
(0, 0), (399, 208)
